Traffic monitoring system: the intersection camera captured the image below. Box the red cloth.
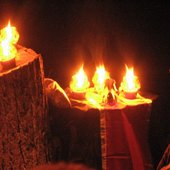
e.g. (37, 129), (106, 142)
(100, 104), (153, 170)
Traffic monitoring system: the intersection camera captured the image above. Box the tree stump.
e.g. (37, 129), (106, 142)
(45, 79), (155, 170)
(0, 46), (47, 170)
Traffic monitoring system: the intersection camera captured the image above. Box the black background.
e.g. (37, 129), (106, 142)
(0, 0), (169, 94)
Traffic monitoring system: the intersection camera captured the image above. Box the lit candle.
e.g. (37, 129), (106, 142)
(0, 21), (19, 71)
(92, 65), (110, 93)
(69, 65), (90, 99)
(119, 65), (140, 99)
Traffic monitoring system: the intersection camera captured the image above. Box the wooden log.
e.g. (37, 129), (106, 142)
(0, 46), (47, 169)
(45, 79), (154, 170)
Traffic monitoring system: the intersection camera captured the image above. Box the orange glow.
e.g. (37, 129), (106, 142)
(69, 64), (118, 108)
(92, 65), (110, 92)
(118, 65), (152, 105)
(70, 65), (90, 92)
(85, 90), (103, 109)
(68, 64), (152, 108)
(118, 93), (152, 106)
(120, 65), (140, 93)
(0, 21), (19, 61)
(85, 87), (117, 108)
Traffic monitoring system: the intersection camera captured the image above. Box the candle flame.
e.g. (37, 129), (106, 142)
(120, 65), (140, 93)
(117, 65), (152, 105)
(70, 65), (90, 92)
(68, 64), (152, 108)
(92, 65), (110, 92)
(84, 65), (117, 107)
(0, 21), (19, 61)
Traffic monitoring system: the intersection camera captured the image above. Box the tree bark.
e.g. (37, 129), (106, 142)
(0, 46), (47, 170)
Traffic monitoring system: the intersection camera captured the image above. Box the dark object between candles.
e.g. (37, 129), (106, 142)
(107, 92), (116, 105)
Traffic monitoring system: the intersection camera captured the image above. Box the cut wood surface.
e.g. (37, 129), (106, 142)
(0, 46), (47, 170)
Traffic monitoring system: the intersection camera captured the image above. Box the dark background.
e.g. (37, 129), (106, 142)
(0, 0), (169, 168)
(0, 0), (169, 94)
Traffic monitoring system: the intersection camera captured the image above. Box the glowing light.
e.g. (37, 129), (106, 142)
(120, 65), (140, 93)
(118, 93), (152, 106)
(92, 65), (110, 92)
(0, 21), (19, 61)
(118, 65), (152, 104)
(68, 64), (152, 108)
(85, 91), (102, 109)
(70, 65), (90, 92)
